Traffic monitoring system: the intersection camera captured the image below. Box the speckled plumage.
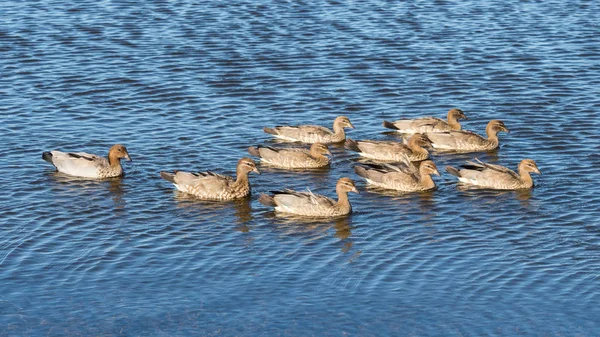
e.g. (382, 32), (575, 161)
(160, 158), (260, 200)
(263, 116), (354, 144)
(354, 160), (440, 192)
(248, 143), (331, 169)
(42, 144), (131, 179)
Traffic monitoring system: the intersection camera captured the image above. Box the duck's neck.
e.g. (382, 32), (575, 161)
(408, 139), (428, 156)
(485, 127), (500, 147)
(447, 113), (461, 130)
(518, 168), (534, 188)
(108, 151), (122, 168)
(235, 169), (250, 186)
(335, 188), (351, 211)
(332, 122), (346, 135)
(310, 148), (325, 160)
(419, 170), (436, 190)
(310, 149), (327, 161)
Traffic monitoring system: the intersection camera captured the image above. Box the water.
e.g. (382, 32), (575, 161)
(1, 1), (600, 335)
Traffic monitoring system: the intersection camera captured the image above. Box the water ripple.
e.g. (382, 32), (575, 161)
(1, 0), (600, 335)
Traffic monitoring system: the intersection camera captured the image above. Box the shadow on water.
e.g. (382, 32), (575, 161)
(263, 211), (354, 252)
(454, 183), (533, 206)
(45, 172), (126, 211)
(170, 191), (254, 231)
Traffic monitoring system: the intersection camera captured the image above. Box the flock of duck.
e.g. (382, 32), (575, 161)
(42, 109), (541, 218)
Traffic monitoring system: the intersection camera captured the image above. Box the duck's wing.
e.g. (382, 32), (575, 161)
(354, 159), (417, 182)
(264, 125), (333, 141)
(347, 139), (411, 158)
(386, 117), (451, 133)
(463, 158), (520, 180)
(426, 130), (488, 151)
(45, 151), (107, 178)
(354, 161), (421, 190)
(259, 146), (311, 162)
(272, 189), (336, 209)
(171, 170), (234, 197)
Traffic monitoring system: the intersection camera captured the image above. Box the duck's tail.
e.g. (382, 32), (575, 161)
(258, 193), (276, 207)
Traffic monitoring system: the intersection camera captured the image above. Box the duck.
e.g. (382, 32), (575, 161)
(160, 157), (260, 200)
(425, 120), (509, 152)
(42, 144), (132, 178)
(354, 159), (440, 192)
(263, 116), (354, 144)
(383, 108), (467, 134)
(258, 177), (358, 217)
(446, 158), (541, 190)
(345, 133), (432, 162)
(248, 143), (331, 169)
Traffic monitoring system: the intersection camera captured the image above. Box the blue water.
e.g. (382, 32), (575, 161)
(2, 1), (600, 336)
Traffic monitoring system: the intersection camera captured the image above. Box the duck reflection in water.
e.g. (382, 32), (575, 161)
(172, 191), (253, 231)
(455, 184), (534, 207)
(46, 172), (126, 212)
(265, 212), (354, 252)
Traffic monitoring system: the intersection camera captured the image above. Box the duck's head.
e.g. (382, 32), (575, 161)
(448, 108), (468, 121)
(334, 116), (355, 130)
(109, 144), (132, 161)
(420, 160), (440, 176)
(487, 120), (510, 134)
(410, 133), (433, 148)
(519, 159), (541, 175)
(238, 157), (260, 175)
(310, 142), (332, 157)
(337, 177), (359, 194)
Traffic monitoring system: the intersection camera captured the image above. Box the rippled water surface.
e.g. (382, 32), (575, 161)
(2, 1), (600, 336)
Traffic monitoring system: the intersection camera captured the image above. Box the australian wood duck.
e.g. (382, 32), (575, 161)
(42, 144), (131, 178)
(446, 158), (541, 190)
(258, 177), (358, 217)
(160, 157), (260, 200)
(354, 159), (440, 192)
(248, 143), (331, 169)
(383, 108), (467, 134)
(426, 120), (509, 152)
(345, 133), (432, 162)
(263, 116), (354, 144)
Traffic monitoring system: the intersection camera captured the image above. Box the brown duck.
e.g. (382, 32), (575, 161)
(345, 133), (432, 162)
(354, 159), (440, 192)
(42, 144), (132, 178)
(258, 177), (358, 217)
(248, 143), (331, 169)
(426, 120), (509, 152)
(160, 157), (260, 200)
(383, 108), (467, 134)
(446, 158), (541, 190)
(263, 116), (354, 144)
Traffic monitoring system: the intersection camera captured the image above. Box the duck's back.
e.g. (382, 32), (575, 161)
(45, 151), (107, 178)
(265, 125), (335, 143)
(272, 190), (339, 216)
(427, 130), (491, 151)
(255, 147), (326, 168)
(173, 171), (245, 200)
(388, 117), (452, 134)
